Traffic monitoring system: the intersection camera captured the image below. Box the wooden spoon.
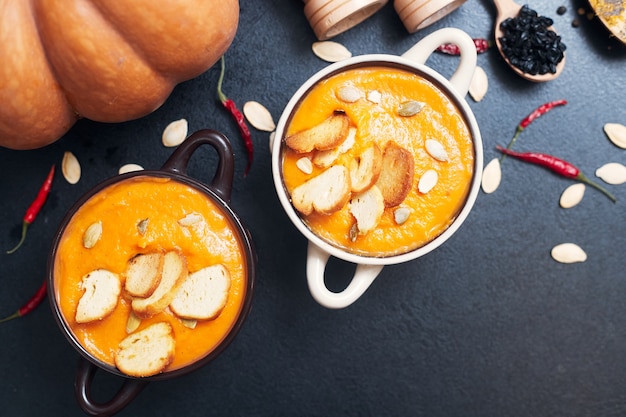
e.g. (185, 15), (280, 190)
(493, 0), (566, 82)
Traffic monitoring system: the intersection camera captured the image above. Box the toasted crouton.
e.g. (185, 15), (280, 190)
(115, 322), (175, 377)
(291, 165), (351, 216)
(375, 141), (414, 207)
(348, 186), (385, 235)
(170, 264), (231, 321)
(312, 126), (356, 168)
(285, 110), (350, 153)
(124, 252), (164, 298)
(131, 251), (188, 319)
(75, 269), (121, 324)
(349, 141), (383, 193)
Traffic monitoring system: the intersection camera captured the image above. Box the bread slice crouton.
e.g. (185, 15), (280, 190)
(312, 126), (356, 168)
(349, 141), (382, 193)
(124, 252), (164, 298)
(170, 264), (231, 321)
(75, 269), (121, 324)
(348, 185), (385, 235)
(375, 141), (414, 208)
(285, 110), (350, 153)
(115, 322), (175, 377)
(131, 251), (188, 319)
(291, 165), (351, 216)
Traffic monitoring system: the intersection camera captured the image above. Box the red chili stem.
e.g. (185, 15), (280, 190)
(436, 38), (492, 55)
(217, 56), (253, 176)
(6, 165), (55, 254)
(0, 280), (47, 323)
(496, 146), (617, 203)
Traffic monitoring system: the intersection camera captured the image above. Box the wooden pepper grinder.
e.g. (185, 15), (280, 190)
(394, 0), (467, 33)
(303, 0), (389, 40)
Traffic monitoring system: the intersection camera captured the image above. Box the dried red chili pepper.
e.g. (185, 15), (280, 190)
(436, 38), (492, 55)
(6, 165), (55, 254)
(502, 99), (567, 160)
(217, 56), (253, 176)
(496, 146), (617, 203)
(0, 280), (47, 323)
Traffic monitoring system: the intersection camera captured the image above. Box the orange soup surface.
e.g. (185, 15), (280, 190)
(282, 67), (475, 257)
(54, 176), (247, 372)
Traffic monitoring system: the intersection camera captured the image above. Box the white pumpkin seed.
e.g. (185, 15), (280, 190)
(243, 101), (276, 132)
(596, 162), (626, 185)
(178, 212), (203, 226)
(336, 85), (362, 103)
(418, 169), (438, 194)
(126, 311), (141, 333)
(481, 157), (501, 194)
(118, 163), (144, 175)
(367, 90), (382, 104)
(559, 183), (585, 208)
(312, 41), (352, 62)
(604, 123), (626, 149)
(181, 318), (197, 329)
(397, 100), (425, 117)
(162, 118), (188, 147)
(296, 157), (313, 174)
(393, 207), (411, 225)
(425, 139), (449, 162)
(469, 66), (488, 102)
(83, 221), (102, 249)
(62, 151), (81, 184)
(551, 243), (587, 264)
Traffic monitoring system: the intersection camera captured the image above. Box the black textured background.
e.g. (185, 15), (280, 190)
(1, 0), (626, 416)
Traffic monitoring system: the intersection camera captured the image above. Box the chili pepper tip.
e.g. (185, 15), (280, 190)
(6, 221), (30, 254)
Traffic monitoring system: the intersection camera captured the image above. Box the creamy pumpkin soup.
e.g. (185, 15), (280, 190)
(53, 176), (248, 375)
(281, 67), (475, 257)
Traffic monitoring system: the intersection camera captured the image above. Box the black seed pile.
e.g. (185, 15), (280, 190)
(499, 5), (566, 75)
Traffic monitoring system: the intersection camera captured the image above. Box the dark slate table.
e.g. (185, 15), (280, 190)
(2, 0), (626, 416)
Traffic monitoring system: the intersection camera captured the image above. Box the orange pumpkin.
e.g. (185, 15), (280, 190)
(0, 0), (239, 150)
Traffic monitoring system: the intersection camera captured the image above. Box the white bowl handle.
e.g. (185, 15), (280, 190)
(401, 27), (477, 97)
(306, 242), (384, 309)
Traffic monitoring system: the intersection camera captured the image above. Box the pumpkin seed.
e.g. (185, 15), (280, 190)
(393, 207), (411, 225)
(178, 212), (203, 226)
(181, 318), (197, 329)
(296, 157), (313, 174)
(337, 85), (362, 103)
(418, 169), (438, 194)
(83, 221), (102, 249)
(397, 100), (425, 117)
(119, 163), (144, 175)
(551, 243), (587, 264)
(596, 162), (626, 185)
(481, 157), (501, 194)
(137, 218), (149, 235)
(162, 118), (188, 147)
(367, 90), (382, 104)
(126, 311), (141, 333)
(349, 223), (358, 242)
(559, 183), (585, 208)
(62, 151), (81, 184)
(425, 139), (449, 162)
(243, 101), (276, 132)
(604, 123), (626, 149)
(312, 41), (352, 62)
(469, 66), (488, 102)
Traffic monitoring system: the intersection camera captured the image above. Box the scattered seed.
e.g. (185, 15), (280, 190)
(425, 139), (449, 162)
(62, 151), (81, 184)
(418, 170), (438, 194)
(119, 164), (144, 175)
(551, 242), (587, 264)
(178, 212), (203, 226)
(469, 66), (488, 102)
(393, 207), (411, 225)
(243, 101), (276, 132)
(604, 123), (626, 149)
(181, 318), (197, 329)
(312, 41), (352, 62)
(337, 85), (362, 103)
(397, 100), (425, 117)
(560, 183), (585, 208)
(367, 90), (382, 104)
(596, 162), (626, 185)
(349, 223), (358, 242)
(126, 311), (141, 333)
(296, 157), (313, 174)
(137, 218), (149, 236)
(162, 118), (188, 147)
(481, 157), (502, 194)
(83, 221), (102, 249)
(557, 6), (567, 15)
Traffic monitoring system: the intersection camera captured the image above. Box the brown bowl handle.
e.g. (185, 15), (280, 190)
(160, 129), (235, 202)
(75, 357), (148, 416)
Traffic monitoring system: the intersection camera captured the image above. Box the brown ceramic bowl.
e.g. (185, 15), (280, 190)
(47, 130), (256, 416)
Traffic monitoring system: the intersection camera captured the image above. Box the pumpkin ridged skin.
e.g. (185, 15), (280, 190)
(0, 0), (239, 150)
